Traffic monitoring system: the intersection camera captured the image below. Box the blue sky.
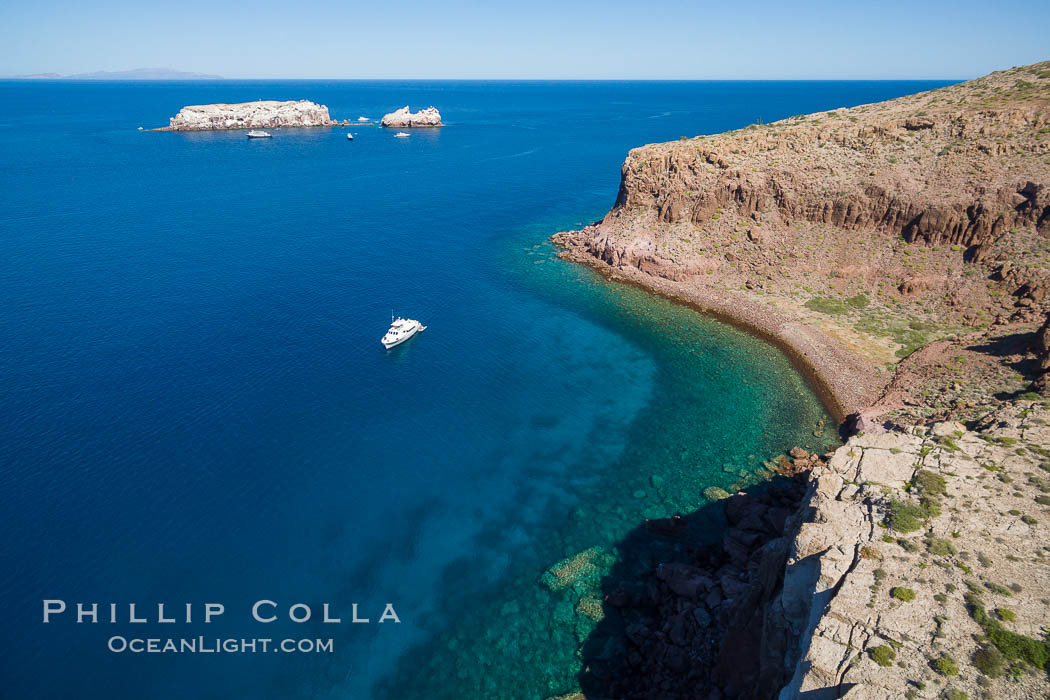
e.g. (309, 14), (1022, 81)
(2, 0), (1048, 79)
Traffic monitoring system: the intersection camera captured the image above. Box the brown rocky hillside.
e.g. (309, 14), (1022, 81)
(555, 61), (1050, 420)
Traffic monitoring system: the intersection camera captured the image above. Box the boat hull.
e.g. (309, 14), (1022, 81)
(382, 328), (417, 349)
(381, 323), (425, 349)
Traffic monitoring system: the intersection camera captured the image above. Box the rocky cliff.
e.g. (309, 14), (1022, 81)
(775, 399), (1050, 699)
(379, 105), (443, 128)
(580, 62), (1049, 264)
(163, 100), (336, 130)
(551, 61), (1050, 699)
(555, 61), (1050, 418)
(552, 323), (1050, 700)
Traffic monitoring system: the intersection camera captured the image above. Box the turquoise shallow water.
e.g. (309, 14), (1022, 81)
(373, 236), (837, 699)
(0, 79), (950, 698)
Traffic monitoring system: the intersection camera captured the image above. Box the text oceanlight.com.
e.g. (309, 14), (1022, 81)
(107, 636), (334, 654)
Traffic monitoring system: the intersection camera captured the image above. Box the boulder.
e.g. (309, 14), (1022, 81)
(844, 411), (884, 436)
(1030, 314), (1050, 394)
(656, 563), (712, 598)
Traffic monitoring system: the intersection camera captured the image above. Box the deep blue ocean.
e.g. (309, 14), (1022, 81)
(0, 78), (950, 699)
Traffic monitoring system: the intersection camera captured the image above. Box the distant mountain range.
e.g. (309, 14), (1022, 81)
(9, 68), (224, 80)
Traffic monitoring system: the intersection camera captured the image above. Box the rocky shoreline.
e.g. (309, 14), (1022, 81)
(548, 61), (1050, 699)
(552, 229), (881, 422)
(572, 453), (828, 700)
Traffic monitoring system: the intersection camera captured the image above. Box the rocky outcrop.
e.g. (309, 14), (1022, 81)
(570, 397), (1050, 700)
(612, 151), (1050, 246)
(575, 452), (832, 700)
(163, 100), (336, 131)
(379, 106), (443, 128)
(554, 62), (1050, 376)
(1030, 314), (1050, 394)
(775, 402), (1050, 699)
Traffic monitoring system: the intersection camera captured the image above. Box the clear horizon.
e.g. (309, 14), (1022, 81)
(1, 0), (1048, 80)
(2, 73), (976, 82)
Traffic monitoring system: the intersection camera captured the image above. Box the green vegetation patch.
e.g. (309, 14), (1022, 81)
(886, 498), (941, 532)
(926, 537), (958, 557)
(934, 655), (960, 677)
(984, 581), (1013, 597)
(892, 586), (917, 602)
(846, 293), (869, 309)
(870, 644), (896, 667)
(853, 314), (962, 360)
(967, 596), (1050, 670)
(973, 645), (1007, 678)
(913, 469), (947, 498)
(860, 546), (881, 560)
(937, 436), (961, 452)
(804, 296), (851, 315)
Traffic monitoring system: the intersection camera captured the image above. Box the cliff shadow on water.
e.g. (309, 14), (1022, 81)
(576, 471), (827, 700)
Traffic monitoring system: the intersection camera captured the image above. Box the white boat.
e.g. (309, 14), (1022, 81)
(247, 130), (272, 138)
(347, 132), (354, 140)
(357, 116), (370, 122)
(381, 316), (426, 349)
(393, 132), (410, 138)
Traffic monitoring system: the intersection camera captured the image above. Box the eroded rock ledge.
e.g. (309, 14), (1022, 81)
(161, 100), (337, 131)
(777, 401), (1050, 699)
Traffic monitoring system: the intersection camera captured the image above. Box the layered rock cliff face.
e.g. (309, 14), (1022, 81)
(555, 62), (1050, 413)
(380, 106), (443, 128)
(585, 62), (1049, 269)
(610, 108), (1050, 247)
(164, 100), (335, 130)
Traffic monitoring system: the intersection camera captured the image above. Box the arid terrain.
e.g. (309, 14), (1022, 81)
(555, 61), (1050, 420)
(551, 61), (1050, 699)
